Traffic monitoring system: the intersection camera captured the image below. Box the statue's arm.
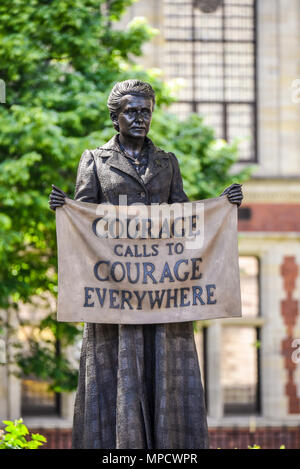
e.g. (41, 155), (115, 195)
(74, 149), (101, 202)
(74, 150), (100, 203)
(49, 150), (100, 211)
(168, 152), (189, 204)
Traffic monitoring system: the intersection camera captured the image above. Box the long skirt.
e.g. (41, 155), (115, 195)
(72, 321), (209, 449)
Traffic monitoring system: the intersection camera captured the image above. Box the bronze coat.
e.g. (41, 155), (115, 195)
(72, 135), (209, 449)
(74, 134), (189, 205)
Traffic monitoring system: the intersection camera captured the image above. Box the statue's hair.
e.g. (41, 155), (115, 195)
(107, 79), (155, 130)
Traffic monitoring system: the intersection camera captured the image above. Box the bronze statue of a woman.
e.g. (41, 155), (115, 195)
(49, 79), (243, 449)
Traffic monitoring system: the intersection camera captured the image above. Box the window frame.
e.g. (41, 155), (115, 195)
(163, 0), (258, 163)
(196, 254), (263, 418)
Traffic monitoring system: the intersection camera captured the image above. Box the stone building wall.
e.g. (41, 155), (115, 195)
(1, 0), (300, 447)
(119, 0), (300, 428)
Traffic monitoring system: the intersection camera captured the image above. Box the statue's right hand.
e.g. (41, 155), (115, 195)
(49, 184), (67, 211)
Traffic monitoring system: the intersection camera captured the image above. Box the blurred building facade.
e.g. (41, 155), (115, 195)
(1, 0), (300, 449)
(126, 0), (300, 448)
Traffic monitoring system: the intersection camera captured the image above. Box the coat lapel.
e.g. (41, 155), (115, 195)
(106, 151), (144, 186)
(98, 135), (144, 187)
(97, 134), (169, 187)
(143, 146), (170, 185)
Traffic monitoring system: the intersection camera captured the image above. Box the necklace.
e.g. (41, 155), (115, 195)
(117, 135), (141, 164)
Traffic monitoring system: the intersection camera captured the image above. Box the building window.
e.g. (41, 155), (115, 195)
(163, 0), (257, 162)
(196, 256), (261, 417)
(17, 311), (62, 417)
(221, 326), (259, 414)
(21, 378), (60, 417)
(221, 256), (261, 415)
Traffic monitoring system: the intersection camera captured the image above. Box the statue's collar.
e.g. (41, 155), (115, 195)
(97, 134), (170, 186)
(98, 134), (157, 156)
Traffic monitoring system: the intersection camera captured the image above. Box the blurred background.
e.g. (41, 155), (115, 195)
(0, 0), (300, 449)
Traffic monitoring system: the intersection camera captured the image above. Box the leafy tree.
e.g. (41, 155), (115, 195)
(150, 111), (253, 200)
(0, 0), (253, 392)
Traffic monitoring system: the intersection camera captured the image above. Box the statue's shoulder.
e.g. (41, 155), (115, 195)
(153, 146), (179, 166)
(147, 138), (174, 159)
(84, 135), (119, 159)
(83, 136), (175, 160)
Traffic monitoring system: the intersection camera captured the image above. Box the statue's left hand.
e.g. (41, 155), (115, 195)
(49, 185), (68, 211)
(220, 183), (243, 207)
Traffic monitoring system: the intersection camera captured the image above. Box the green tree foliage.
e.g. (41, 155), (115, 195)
(150, 112), (253, 200)
(0, 0), (254, 391)
(0, 419), (46, 449)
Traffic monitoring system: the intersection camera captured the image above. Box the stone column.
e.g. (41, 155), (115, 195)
(206, 321), (223, 419)
(114, 0), (165, 69)
(0, 309), (21, 420)
(255, 0), (300, 176)
(260, 248), (288, 418)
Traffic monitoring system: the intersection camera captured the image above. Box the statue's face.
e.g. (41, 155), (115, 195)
(116, 94), (153, 139)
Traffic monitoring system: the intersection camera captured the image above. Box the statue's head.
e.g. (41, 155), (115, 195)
(107, 79), (156, 139)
